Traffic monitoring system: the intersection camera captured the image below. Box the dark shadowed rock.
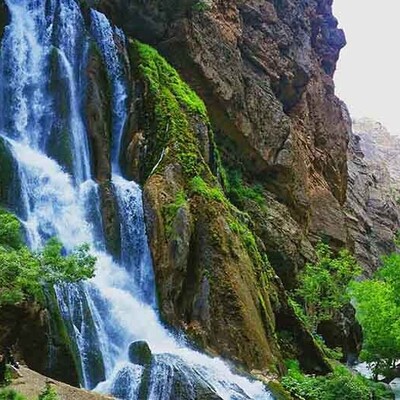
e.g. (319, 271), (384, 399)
(0, 0), (9, 39)
(128, 341), (152, 366)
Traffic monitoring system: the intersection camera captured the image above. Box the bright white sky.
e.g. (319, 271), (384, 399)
(333, 0), (400, 135)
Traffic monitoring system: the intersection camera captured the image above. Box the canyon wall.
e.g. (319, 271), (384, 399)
(2, 0), (400, 385)
(346, 118), (400, 274)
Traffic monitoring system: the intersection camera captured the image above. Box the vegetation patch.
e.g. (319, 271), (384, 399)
(131, 40), (208, 178)
(189, 176), (226, 204)
(192, 0), (212, 13)
(163, 190), (187, 237)
(281, 360), (392, 400)
(351, 252), (400, 380)
(38, 384), (59, 400)
(0, 389), (27, 400)
(225, 169), (266, 208)
(293, 242), (361, 332)
(0, 209), (96, 306)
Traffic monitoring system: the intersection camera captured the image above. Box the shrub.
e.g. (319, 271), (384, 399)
(38, 384), (59, 400)
(281, 361), (392, 400)
(225, 169), (265, 208)
(192, 0), (211, 12)
(295, 243), (361, 331)
(0, 211), (23, 250)
(0, 389), (27, 400)
(0, 210), (96, 306)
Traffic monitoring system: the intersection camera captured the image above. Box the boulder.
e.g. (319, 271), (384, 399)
(128, 341), (152, 367)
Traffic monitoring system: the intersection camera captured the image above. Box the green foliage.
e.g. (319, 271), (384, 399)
(281, 361), (392, 400)
(0, 210), (96, 306)
(0, 389), (27, 400)
(133, 40), (208, 178)
(38, 384), (58, 400)
(192, 0), (211, 12)
(295, 243), (361, 331)
(189, 176), (226, 203)
(0, 210), (23, 250)
(351, 252), (400, 379)
(225, 169), (265, 208)
(163, 190), (187, 237)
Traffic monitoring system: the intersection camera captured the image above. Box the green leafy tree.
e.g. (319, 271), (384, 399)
(295, 243), (361, 331)
(351, 252), (400, 379)
(0, 210), (96, 306)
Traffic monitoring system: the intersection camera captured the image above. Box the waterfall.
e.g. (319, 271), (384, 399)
(0, 1), (272, 399)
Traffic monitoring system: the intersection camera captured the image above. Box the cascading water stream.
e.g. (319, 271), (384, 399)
(0, 1), (273, 398)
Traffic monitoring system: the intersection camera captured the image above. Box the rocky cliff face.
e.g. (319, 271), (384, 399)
(346, 118), (400, 274)
(95, 0), (349, 250)
(354, 118), (400, 194)
(0, 0), (367, 384)
(85, 0), (351, 373)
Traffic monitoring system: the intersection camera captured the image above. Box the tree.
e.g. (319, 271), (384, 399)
(351, 253), (400, 380)
(0, 210), (96, 306)
(295, 243), (361, 331)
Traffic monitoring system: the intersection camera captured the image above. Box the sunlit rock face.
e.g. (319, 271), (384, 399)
(86, 0), (356, 369)
(354, 117), (400, 194)
(92, 0), (349, 242)
(346, 117), (400, 274)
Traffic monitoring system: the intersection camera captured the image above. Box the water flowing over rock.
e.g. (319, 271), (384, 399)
(0, 0), (275, 398)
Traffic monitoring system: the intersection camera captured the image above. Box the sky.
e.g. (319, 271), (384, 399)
(333, 0), (400, 135)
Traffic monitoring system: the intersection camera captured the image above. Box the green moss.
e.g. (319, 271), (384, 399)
(45, 287), (83, 385)
(135, 42), (207, 117)
(268, 380), (294, 400)
(130, 40), (208, 178)
(189, 176), (226, 204)
(228, 218), (260, 262)
(225, 169), (266, 208)
(163, 190), (187, 237)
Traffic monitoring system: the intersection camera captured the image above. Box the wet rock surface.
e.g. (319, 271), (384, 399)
(94, 0), (348, 243)
(128, 341), (152, 367)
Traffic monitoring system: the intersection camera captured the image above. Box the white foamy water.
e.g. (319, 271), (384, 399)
(0, 1), (272, 398)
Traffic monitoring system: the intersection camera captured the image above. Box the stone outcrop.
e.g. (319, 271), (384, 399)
(122, 39), (329, 374)
(3, 0), (384, 385)
(0, 297), (80, 387)
(354, 118), (400, 194)
(9, 366), (112, 400)
(83, 0), (355, 374)
(346, 118), (400, 274)
(94, 0), (349, 248)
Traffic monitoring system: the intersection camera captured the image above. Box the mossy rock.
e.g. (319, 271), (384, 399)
(0, 137), (21, 212)
(47, 47), (74, 175)
(268, 380), (294, 400)
(0, 0), (10, 40)
(128, 341), (152, 367)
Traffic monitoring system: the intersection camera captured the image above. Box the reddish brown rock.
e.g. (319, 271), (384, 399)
(94, 0), (348, 246)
